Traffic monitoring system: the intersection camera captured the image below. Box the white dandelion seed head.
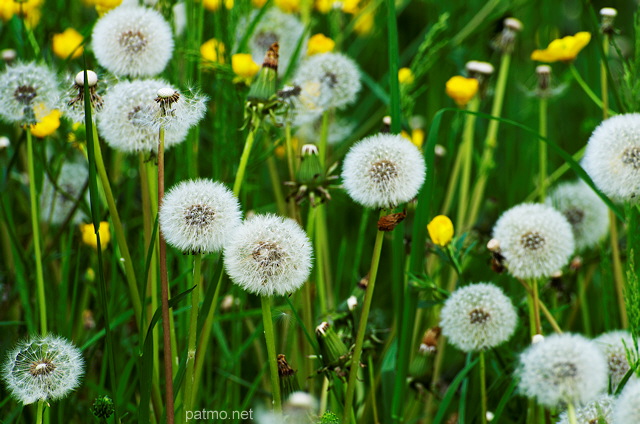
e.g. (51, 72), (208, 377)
(594, 330), (636, 390)
(546, 180), (609, 251)
(517, 333), (608, 408)
(97, 79), (205, 153)
(293, 52), (361, 112)
(342, 133), (426, 209)
(40, 162), (88, 226)
(159, 179), (242, 254)
(582, 113), (640, 203)
(439, 283), (518, 352)
(0, 62), (60, 125)
(613, 379), (640, 423)
(492, 203), (575, 279)
(295, 114), (355, 146)
(223, 214), (313, 297)
(2, 335), (85, 405)
(557, 394), (615, 424)
(92, 5), (174, 78)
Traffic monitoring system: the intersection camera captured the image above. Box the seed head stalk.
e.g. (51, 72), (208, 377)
(479, 350), (488, 424)
(183, 253), (202, 414)
(261, 296), (282, 412)
(233, 124), (259, 197)
(538, 97), (548, 201)
(456, 96), (480, 233)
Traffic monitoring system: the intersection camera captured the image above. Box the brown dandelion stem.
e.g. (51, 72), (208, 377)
(261, 296), (282, 411)
(184, 254), (202, 413)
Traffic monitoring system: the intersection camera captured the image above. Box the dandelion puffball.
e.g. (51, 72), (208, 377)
(582, 113), (640, 203)
(594, 330), (636, 391)
(159, 179), (242, 254)
(2, 335), (85, 405)
(40, 162), (88, 226)
(517, 333), (608, 408)
(613, 379), (640, 423)
(492, 203), (575, 279)
(556, 394), (614, 424)
(223, 214), (312, 297)
(342, 133), (426, 209)
(92, 5), (174, 78)
(439, 283), (517, 352)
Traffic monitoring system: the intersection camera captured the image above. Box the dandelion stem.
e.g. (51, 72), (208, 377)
(538, 97), (548, 201)
(577, 271), (592, 336)
(319, 110), (330, 169)
(531, 279), (542, 335)
(233, 125), (259, 197)
(184, 254), (202, 414)
(456, 96), (479, 233)
(343, 210), (386, 423)
(26, 129), (47, 335)
(569, 64), (607, 112)
(36, 399), (44, 424)
(609, 209), (628, 328)
(261, 296), (282, 411)
(285, 122), (295, 181)
(567, 403), (578, 424)
(479, 350), (488, 424)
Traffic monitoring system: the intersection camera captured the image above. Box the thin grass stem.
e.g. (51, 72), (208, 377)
(261, 296), (282, 411)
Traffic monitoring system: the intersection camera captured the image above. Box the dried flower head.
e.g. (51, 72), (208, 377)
(582, 113), (640, 203)
(223, 214), (313, 296)
(492, 203), (575, 279)
(557, 394), (614, 424)
(439, 283), (518, 352)
(0, 62), (60, 125)
(2, 335), (84, 405)
(92, 5), (174, 77)
(594, 330), (636, 391)
(40, 162), (88, 226)
(613, 379), (640, 423)
(159, 179), (242, 254)
(65, 70), (104, 123)
(517, 333), (608, 408)
(342, 133), (426, 209)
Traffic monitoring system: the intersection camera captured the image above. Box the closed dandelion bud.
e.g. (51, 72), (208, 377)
(1, 49), (16, 64)
(517, 333), (608, 408)
(278, 354), (301, 399)
(65, 70), (103, 124)
(247, 42), (279, 103)
(492, 17), (523, 54)
(316, 322), (349, 368)
(613, 379), (640, 423)
(319, 411), (340, 424)
(465, 60), (494, 95)
(600, 8), (617, 35)
(594, 330), (636, 391)
(427, 215), (454, 247)
(298, 144), (323, 182)
(92, 395), (115, 419)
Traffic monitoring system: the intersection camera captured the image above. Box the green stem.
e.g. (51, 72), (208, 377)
(538, 97), (548, 201)
(319, 110), (330, 169)
(386, 0), (401, 134)
(36, 400), (44, 424)
(285, 122), (295, 181)
(567, 403), (578, 424)
(233, 125), (258, 197)
(261, 296), (282, 411)
(479, 350), (487, 424)
(601, 35), (610, 120)
(524, 146), (585, 202)
(314, 205), (331, 312)
(456, 97), (480, 233)
(569, 64), (607, 111)
(577, 271), (592, 336)
(343, 211), (386, 423)
(184, 254), (202, 414)
(265, 152), (287, 216)
(26, 129), (46, 335)
(532, 279), (542, 335)
(609, 209), (628, 328)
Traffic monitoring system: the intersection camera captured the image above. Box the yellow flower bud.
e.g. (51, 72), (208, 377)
(445, 76), (479, 107)
(398, 67), (414, 85)
(80, 222), (111, 251)
(232, 53), (260, 78)
(52, 28), (84, 60)
(30, 108), (61, 138)
(427, 215), (454, 247)
(531, 32), (591, 63)
(307, 33), (335, 56)
(200, 38), (226, 64)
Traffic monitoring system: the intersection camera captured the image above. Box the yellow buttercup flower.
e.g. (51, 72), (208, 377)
(92, 0), (122, 15)
(307, 33), (335, 56)
(275, 0), (299, 13)
(398, 67), (414, 85)
(341, 0), (359, 14)
(252, 0), (267, 7)
(401, 128), (424, 149)
(275, 136), (299, 159)
(203, 0), (233, 11)
(30, 108), (61, 138)
(80, 222), (111, 251)
(354, 10), (374, 35)
(427, 215), (454, 247)
(52, 28), (84, 60)
(232, 54), (260, 79)
(531, 32), (591, 63)
(445, 76), (479, 107)
(315, 0), (331, 13)
(200, 38), (226, 64)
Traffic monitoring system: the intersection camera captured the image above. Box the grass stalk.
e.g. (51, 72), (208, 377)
(183, 254), (202, 414)
(479, 350), (487, 424)
(261, 296), (282, 411)
(569, 64), (607, 111)
(538, 97), (548, 201)
(456, 97), (480, 233)
(233, 125), (259, 197)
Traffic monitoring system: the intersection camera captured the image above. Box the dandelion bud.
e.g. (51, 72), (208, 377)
(316, 322), (349, 368)
(600, 8), (617, 35)
(247, 42), (279, 103)
(466, 60), (494, 78)
(493, 17), (523, 54)
(277, 354), (301, 399)
(347, 295), (358, 311)
(1, 49), (16, 64)
(92, 395), (115, 419)
(427, 215), (454, 247)
(75, 70), (98, 88)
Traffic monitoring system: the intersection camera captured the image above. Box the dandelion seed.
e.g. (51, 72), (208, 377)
(582, 113), (640, 202)
(439, 283), (517, 352)
(594, 330), (636, 390)
(92, 5), (174, 77)
(517, 333), (607, 408)
(556, 394), (614, 424)
(160, 179), (242, 254)
(342, 133), (426, 209)
(40, 162), (88, 226)
(2, 335), (85, 405)
(613, 379), (640, 423)
(492, 203), (575, 279)
(223, 214), (312, 297)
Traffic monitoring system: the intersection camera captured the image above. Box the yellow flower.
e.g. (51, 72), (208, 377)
(341, 0), (359, 14)
(353, 10), (374, 35)
(93, 0), (122, 15)
(200, 38), (226, 64)
(275, 136), (299, 159)
(52, 28), (84, 60)
(252, 0), (267, 7)
(427, 215), (454, 247)
(80, 222), (111, 251)
(275, 0), (299, 12)
(398, 67), (414, 85)
(531, 32), (591, 63)
(232, 53), (260, 79)
(315, 0), (331, 13)
(203, 0), (233, 11)
(445, 76), (479, 107)
(401, 128), (424, 149)
(30, 108), (61, 138)
(307, 33), (335, 56)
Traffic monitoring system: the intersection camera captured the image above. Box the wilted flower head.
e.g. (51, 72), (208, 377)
(342, 133), (426, 209)
(439, 283), (517, 352)
(531, 32), (591, 63)
(224, 214), (312, 297)
(594, 330), (636, 390)
(92, 5), (174, 77)
(557, 394), (614, 424)
(159, 179), (242, 254)
(2, 335), (84, 405)
(0, 62), (60, 125)
(492, 203), (575, 279)
(582, 113), (640, 203)
(40, 162), (88, 225)
(546, 180), (609, 251)
(64, 70), (104, 123)
(613, 379), (640, 423)
(517, 333), (608, 408)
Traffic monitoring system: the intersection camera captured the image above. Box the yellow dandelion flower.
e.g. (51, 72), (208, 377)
(342, 0), (359, 14)
(531, 32), (591, 63)
(232, 53), (260, 79)
(401, 128), (424, 149)
(80, 222), (111, 251)
(30, 109), (61, 138)
(52, 28), (84, 60)
(398, 67), (414, 85)
(315, 0), (331, 13)
(93, 0), (122, 15)
(445, 76), (479, 107)
(307, 33), (335, 56)
(252, 0), (267, 7)
(354, 10), (374, 35)
(200, 38), (226, 64)
(203, 0), (233, 11)
(427, 215), (454, 247)
(275, 0), (299, 13)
